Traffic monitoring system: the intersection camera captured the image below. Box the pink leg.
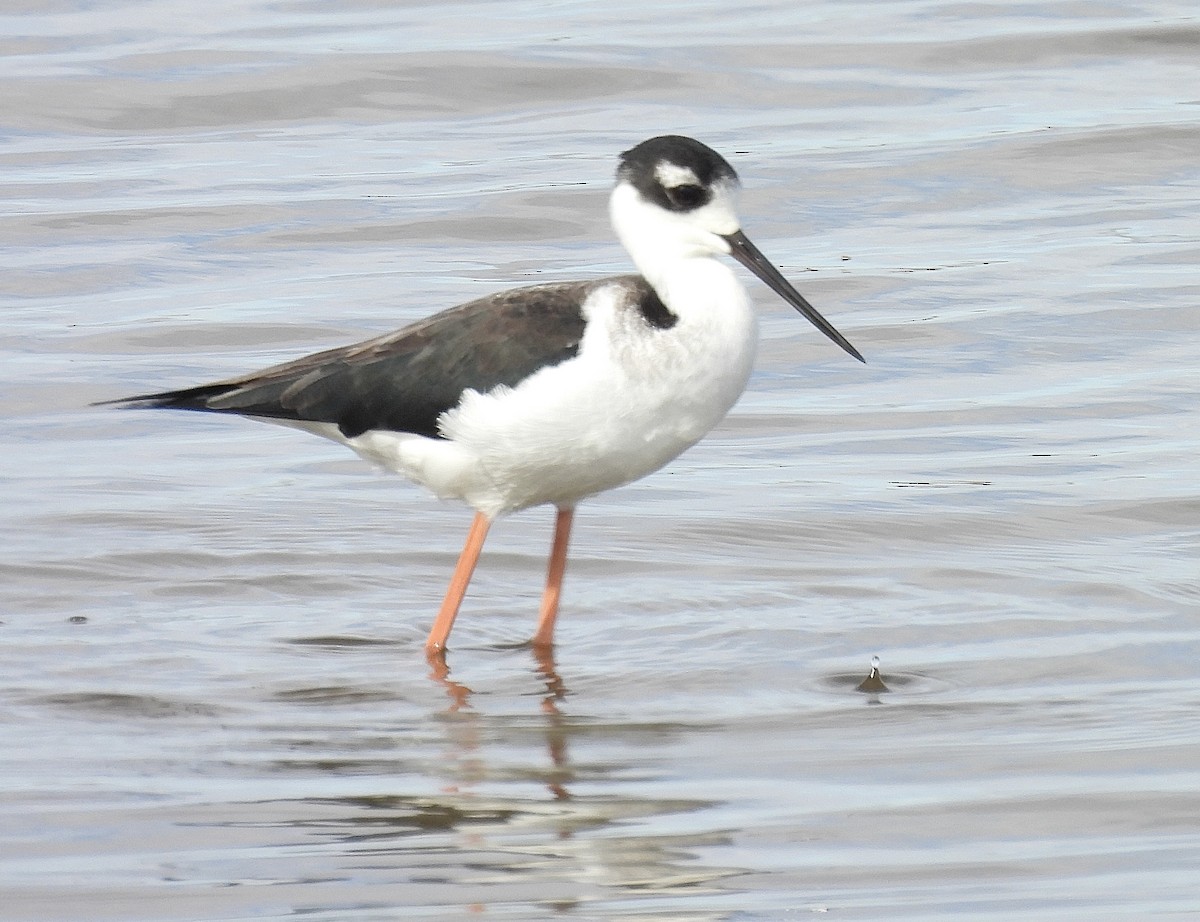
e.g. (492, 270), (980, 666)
(531, 506), (574, 650)
(426, 511), (491, 657)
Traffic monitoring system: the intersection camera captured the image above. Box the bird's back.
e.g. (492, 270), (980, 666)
(109, 278), (627, 439)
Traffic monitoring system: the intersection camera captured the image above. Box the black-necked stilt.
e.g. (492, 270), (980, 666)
(103, 135), (863, 659)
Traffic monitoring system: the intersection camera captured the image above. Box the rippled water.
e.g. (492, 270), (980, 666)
(4, 1), (1199, 919)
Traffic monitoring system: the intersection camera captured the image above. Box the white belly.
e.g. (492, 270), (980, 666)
(341, 275), (758, 518)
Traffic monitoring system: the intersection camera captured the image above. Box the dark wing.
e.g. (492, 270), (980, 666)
(104, 278), (626, 439)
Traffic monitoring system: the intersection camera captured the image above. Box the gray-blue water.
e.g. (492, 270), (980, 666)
(3, 2), (1198, 919)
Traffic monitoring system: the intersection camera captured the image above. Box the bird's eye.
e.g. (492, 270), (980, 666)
(665, 183), (708, 210)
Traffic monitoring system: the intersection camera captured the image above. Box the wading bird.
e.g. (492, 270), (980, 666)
(104, 135), (863, 660)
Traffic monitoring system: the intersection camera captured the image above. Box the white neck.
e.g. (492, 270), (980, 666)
(608, 181), (742, 292)
(608, 181), (758, 337)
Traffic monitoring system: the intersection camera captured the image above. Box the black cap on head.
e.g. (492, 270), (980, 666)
(617, 135), (740, 213)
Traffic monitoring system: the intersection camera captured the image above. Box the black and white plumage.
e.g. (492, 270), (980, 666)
(103, 135), (863, 659)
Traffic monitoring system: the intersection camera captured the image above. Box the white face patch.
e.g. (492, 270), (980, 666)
(654, 161), (700, 190)
(696, 180), (741, 236)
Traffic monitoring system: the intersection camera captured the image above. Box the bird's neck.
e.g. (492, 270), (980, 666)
(645, 256), (745, 327)
(609, 184), (731, 299)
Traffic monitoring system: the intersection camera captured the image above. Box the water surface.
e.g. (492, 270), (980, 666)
(3, 1), (1198, 919)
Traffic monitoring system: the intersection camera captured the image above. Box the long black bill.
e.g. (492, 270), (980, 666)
(724, 230), (864, 363)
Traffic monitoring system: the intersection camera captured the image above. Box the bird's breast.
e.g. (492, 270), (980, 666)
(430, 276), (757, 514)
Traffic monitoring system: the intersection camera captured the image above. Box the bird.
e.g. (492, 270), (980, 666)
(102, 135), (863, 660)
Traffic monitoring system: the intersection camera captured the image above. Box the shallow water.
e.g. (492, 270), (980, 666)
(3, 1), (1199, 919)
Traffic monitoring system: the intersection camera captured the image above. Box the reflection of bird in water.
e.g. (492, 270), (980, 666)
(428, 646), (573, 801)
(533, 648), (572, 802)
(102, 135), (862, 661)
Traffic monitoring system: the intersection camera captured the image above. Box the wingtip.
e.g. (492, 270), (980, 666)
(91, 393), (163, 409)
